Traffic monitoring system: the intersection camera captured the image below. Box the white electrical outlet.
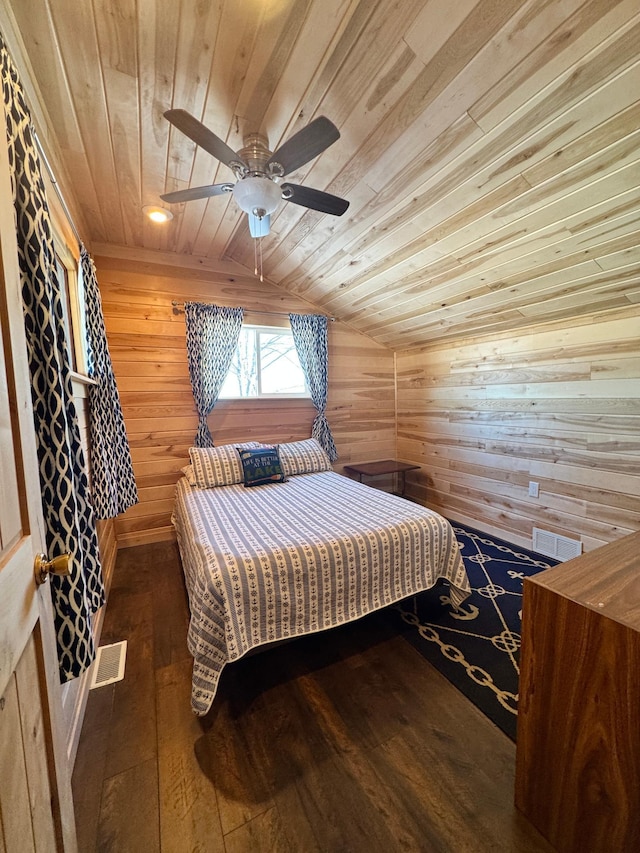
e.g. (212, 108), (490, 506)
(528, 481), (539, 498)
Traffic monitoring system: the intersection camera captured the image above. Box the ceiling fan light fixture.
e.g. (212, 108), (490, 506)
(232, 175), (281, 219)
(143, 205), (173, 223)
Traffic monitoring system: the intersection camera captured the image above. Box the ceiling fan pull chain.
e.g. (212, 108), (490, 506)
(253, 234), (264, 281)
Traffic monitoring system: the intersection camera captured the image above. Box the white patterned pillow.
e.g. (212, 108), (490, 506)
(189, 442), (263, 487)
(278, 438), (332, 477)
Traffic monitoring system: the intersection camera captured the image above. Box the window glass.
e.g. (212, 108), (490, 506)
(220, 325), (308, 399)
(221, 327), (258, 397)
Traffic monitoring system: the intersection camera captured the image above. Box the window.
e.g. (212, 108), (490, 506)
(219, 325), (309, 399)
(51, 224), (88, 377)
(54, 253), (77, 371)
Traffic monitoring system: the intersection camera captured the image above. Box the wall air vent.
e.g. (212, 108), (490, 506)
(532, 528), (582, 561)
(89, 640), (127, 689)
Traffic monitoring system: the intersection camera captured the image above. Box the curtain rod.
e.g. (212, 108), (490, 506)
(33, 127), (83, 249)
(171, 301), (335, 321)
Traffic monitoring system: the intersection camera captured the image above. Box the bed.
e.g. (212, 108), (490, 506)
(172, 439), (471, 715)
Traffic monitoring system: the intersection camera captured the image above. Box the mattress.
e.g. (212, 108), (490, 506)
(173, 470), (470, 714)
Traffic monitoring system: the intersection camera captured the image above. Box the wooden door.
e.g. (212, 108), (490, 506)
(0, 108), (77, 850)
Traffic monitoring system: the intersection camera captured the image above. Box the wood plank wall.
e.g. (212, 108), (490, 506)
(396, 305), (640, 553)
(94, 250), (396, 548)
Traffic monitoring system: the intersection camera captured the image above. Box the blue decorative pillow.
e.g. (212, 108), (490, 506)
(237, 446), (286, 488)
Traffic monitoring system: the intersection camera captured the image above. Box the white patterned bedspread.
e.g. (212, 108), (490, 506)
(173, 471), (470, 714)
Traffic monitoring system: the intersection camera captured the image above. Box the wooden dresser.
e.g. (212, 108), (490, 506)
(515, 531), (640, 852)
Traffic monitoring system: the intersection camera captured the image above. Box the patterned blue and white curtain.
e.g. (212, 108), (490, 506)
(185, 302), (244, 447)
(1, 36), (104, 681)
(289, 313), (337, 461)
(82, 247), (138, 519)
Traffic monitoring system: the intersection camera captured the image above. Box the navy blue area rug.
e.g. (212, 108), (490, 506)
(393, 522), (559, 740)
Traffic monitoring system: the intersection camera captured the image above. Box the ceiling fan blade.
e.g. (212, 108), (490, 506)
(248, 212), (271, 238)
(266, 116), (340, 176)
(164, 109), (245, 170)
(281, 183), (349, 216)
(160, 183), (233, 204)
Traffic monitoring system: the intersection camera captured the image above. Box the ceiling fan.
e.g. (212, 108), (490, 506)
(160, 109), (349, 237)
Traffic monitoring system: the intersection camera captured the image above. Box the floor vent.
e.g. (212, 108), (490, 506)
(532, 528), (582, 561)
(90, 640), (127, 689)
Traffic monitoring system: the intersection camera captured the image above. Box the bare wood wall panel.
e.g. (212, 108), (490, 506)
(95, 251), (396, 548)
(396, 305), (640, 552)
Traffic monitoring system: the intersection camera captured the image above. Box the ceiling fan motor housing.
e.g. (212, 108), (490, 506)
(239, 133), (272, 173)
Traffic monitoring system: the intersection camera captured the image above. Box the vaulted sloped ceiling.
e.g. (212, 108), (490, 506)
(3, 0), (639, 348)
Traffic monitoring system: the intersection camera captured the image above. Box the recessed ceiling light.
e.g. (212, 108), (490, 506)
(143, 205), (173, 223)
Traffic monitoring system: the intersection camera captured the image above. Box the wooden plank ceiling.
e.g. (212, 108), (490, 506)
(5, 0), (640, 348)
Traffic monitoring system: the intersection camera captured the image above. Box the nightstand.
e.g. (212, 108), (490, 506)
(343, 460), (420, 497)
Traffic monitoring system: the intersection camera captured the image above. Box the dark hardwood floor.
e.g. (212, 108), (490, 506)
(72, 541), (552, 853)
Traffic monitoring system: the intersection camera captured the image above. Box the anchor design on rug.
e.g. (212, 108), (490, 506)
(440, 594), (479, 621)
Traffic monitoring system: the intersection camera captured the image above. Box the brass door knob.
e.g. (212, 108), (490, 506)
(34, 552), (71, 586)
